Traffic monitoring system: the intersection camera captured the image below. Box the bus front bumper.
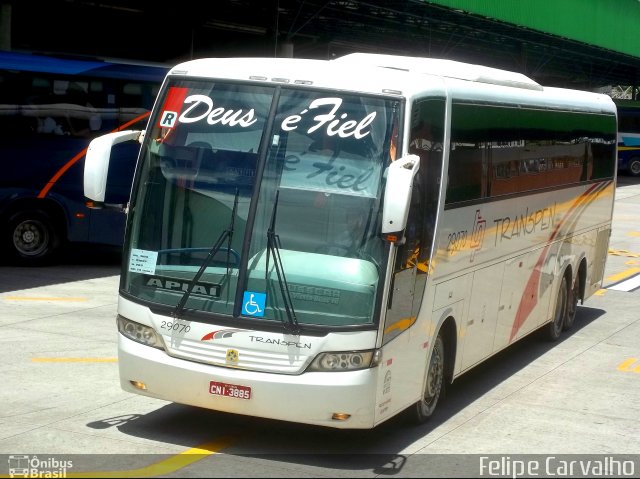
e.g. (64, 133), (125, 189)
(118, 334), (380, 429)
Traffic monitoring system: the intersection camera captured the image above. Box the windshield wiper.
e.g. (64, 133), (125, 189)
(173, 189), (239, 318)
(266, 190), (300, 335)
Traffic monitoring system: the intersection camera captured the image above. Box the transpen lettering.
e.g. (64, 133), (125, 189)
(493, 204), (557, 244)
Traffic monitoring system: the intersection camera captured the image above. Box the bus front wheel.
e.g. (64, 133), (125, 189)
(628, 157), (640, 177)
(411, 333), (445, 424)
(7, 210), (61, 264)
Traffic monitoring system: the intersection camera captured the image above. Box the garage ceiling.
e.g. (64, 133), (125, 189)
(8, 0), (640, 90)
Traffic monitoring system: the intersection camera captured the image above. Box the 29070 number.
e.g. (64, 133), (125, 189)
(160, 320), (191, 333)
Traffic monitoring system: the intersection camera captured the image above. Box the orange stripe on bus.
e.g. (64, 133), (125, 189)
(37, 111), (152, 199)
(509, 181), (608, 342)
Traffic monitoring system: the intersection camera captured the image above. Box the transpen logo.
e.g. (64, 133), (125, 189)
(469, 209), (487, 263)
(201, 329), (245, 341)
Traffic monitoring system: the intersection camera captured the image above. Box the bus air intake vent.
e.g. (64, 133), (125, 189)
(334, 53), (543, 91)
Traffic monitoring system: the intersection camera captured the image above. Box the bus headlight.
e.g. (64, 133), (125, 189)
(117, 315), (165, 350)
(308, 349), (381, 372)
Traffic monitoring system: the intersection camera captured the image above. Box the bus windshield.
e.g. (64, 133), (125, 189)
(123, 79), (400, 329)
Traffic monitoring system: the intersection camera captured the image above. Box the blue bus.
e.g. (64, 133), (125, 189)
(615, 99), (640, 177)
(0, 51), (168, 264)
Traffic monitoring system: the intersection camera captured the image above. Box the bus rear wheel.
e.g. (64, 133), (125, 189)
(548, 275), (568, 341)
(411, 333), (445, 424)
(8, 210), (61, 264)
(563, 276), (580, 331)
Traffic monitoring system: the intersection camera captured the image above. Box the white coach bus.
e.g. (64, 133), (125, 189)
(84, 53), (617, 429)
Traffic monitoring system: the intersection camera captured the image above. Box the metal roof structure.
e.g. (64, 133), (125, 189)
(5, 0), (640, 92)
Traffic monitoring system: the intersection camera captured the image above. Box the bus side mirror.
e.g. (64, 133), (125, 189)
(381, 154), (420, 236)
(84, 130), (143, 205)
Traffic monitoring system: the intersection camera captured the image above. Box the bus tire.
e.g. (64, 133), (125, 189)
(563, 275), (580, 331)
(628, 157), (640, 177)
(8, 210), (61, 265)
(548, 274), (568, 341)
(411, 332), (445, 424)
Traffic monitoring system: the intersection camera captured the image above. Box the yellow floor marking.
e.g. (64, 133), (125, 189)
(4, 297), (87, 301)
(31, 358), (118, 363)
(608, 249), (640, 258)
(605, 267), (640, 283)
(64, 436), (237, 478)
(617, 358), (640, 373)
(593, 289), (606, 296)
(628, 232), (640, 237)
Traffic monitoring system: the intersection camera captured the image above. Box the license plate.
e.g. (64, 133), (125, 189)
(209, 381), (251, 400)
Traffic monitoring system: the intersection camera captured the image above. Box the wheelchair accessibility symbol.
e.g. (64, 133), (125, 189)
(242, 291), (266, 317)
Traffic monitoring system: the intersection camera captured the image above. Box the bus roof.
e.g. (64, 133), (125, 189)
(334, 53), (542, 91)
(168, 54), (615, 115)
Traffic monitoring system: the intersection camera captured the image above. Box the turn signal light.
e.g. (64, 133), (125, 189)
(331, 413), (351, 421)
(129, 380), (147, 391)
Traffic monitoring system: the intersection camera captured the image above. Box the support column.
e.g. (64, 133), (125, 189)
(519, 42), (528, 76)
(279, 40), (294, 58)
(0, 3), (11, 51)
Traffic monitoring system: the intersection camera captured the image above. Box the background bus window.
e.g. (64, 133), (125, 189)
(0, 51), (167, 264)
(615, 102), (640, 176)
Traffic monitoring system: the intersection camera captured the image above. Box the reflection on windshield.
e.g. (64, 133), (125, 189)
(123, 79), (399, 329)
(172, 189), (240, 318)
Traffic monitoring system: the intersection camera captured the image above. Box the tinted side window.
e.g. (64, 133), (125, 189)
(446, 103), (616, 206)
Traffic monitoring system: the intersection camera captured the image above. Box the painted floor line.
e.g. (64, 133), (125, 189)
(607, 273), (640, 292)
(63, 436), (238, 478)
(608, 248), (640, 258)
(31, 358), (118, 363)
(4, 297), (87, 302)
(605, 267), (640, 283)
(617, 358), (640, 372)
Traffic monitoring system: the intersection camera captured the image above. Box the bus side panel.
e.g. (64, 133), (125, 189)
(588, 227), (611, 295)
(460, 263), (504, 370)
(434, 180), (614, 366)
(373, 329), (415, 424)
(494, 246), (555, 350)
(431, 276), (472, 379)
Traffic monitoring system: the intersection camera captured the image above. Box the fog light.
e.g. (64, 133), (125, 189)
(130, 380), (147, 391)
(331, 413), (351, 421)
